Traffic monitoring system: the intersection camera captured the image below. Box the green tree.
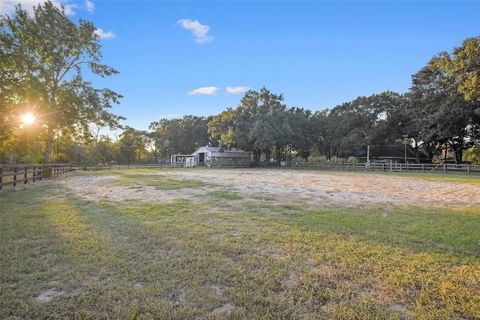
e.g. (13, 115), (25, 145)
(149, 116), (211, 159)
(326, 92), (404, 157)
(0, 2), (123, 163)
(116, 127), (147, 165)
(209, 88), (308, 164)
(310, 110), (331, 158)
(433, 36), (480, 103)
(463, 144), (480, 164)
(407, 60), (479, 163)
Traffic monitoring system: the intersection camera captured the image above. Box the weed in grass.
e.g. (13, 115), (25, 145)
(210, 191), (243, 201)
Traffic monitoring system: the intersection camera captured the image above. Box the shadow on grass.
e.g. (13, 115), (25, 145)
(2, 184), (479, 319)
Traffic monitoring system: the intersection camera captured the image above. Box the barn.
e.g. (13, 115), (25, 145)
(171, 146), (253, 167)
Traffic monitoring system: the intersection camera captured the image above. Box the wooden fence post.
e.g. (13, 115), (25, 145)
(467, 164), (470, 175)
(24, 167), (27, 184)
(13, 167), (17, 187)
(33, 166), (36, 182)
(443, 163), (446, 174)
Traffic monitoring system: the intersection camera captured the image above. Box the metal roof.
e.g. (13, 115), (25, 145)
(192, 146), (252, 158)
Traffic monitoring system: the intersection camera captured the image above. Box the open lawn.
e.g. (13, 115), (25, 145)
(1, 169), (479, 319)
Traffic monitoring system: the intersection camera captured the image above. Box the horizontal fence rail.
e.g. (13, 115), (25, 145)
(291, 162), (480, 175)
(72, 164), (173, 171)
(0, 164), (73, 190)
(67, 162), (479, 175)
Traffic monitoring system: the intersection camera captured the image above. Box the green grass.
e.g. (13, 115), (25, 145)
(274, 204), (480, 259)
(210, 191), (243, 201)
(1, 170), (479, 319)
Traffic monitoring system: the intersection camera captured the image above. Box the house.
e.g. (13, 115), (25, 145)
(171, 146), (253, 167)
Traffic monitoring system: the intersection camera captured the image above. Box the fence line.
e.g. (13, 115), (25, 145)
(71, 162), (480, 175)
(72, 164), (172, 171)
(291, 162), (480, 175)
(0, 164), (73, 190)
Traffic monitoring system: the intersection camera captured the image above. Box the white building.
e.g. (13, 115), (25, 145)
(171, 146), (252, 167)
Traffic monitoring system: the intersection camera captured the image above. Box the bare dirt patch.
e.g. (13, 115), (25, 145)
(210, 303), (236, 316)
(36, 288), (64, 303)
(55, 169), (479, 209)
(172, 169), (480, 209)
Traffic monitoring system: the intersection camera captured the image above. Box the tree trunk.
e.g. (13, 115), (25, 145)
(413, 140), (420, 163)
(44, 129), (55, 163)
(452, 145), (463, 164)
(253, 150), (261, 162)
(264, 149), (271, 162)
(276, 149), (282, 166)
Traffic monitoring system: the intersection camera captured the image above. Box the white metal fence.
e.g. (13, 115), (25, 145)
(291, 162), (480, 175)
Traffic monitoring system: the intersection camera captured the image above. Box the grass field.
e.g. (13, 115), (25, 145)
(1, 169), (479, 319)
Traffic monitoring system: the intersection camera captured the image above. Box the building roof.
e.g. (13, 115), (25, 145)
(194, 146), (246, 153)
(192, 146), (252, 158)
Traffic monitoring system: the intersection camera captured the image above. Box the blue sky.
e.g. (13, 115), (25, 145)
(5, 1), (480, 130)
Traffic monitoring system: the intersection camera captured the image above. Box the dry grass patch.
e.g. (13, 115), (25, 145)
(113, 173), (207, 190)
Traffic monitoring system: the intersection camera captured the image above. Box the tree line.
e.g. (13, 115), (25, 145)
(1, 2), (479, 165)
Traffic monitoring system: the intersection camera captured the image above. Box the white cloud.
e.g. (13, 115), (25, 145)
(177, 18), (214, 44)
(0, 0), (76, 16)
(188, 86), (219, 96)
(85, 0), (94, 12)
(63, 3), (76, 15)
(95, 28), (116, 40)
(226, 86), (250, 95)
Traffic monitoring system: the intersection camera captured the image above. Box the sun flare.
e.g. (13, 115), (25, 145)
(21, 113), (35, 125)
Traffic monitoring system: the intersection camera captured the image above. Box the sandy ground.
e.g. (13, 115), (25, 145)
(176, 169), (480, 209)
(56, 169), (480, 210)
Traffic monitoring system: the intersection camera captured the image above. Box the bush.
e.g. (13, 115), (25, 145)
(307, 155), (329, 163)
(293, 156), (308, 165)
(330, 156), (344, 164)
(43, 167), (52, 178)
(463, 144), (480, 164)
(346, 156), (359, 163)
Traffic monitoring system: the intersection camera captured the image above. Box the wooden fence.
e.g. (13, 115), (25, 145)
(291, 162), (480, 175)
(0, 164), (73, 190)
(73, 164), (172, 171)
(66, 162), (480, 175)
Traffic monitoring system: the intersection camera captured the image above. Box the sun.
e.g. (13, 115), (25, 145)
(21, 113), (35, 125)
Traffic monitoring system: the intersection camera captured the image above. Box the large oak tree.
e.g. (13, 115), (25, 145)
(0, 1), (123, 163)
